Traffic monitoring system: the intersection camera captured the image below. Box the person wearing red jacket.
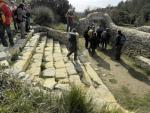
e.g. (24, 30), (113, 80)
(0, 0), (14, 47)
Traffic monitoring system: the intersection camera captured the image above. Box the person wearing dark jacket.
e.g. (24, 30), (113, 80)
(83, 26), (90, 49)
(115, 30), (126, 60)
(89, 32), (97, 56)
(101, 28), (111, 50)
(96, 25), (104, 47)
(67, 28), (79, 61)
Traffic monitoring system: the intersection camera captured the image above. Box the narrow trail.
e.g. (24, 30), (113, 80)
(82, 48), (150, 97)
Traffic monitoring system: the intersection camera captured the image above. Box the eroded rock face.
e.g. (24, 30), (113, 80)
(78, 12), (150, 58)
(136, 26), (150, 33)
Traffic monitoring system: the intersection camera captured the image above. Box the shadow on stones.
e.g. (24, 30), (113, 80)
(92, 52), (111, 71)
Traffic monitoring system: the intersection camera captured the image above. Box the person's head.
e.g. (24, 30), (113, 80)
(92, 26), (95, 30)
(118, 30), (122, 35)
(87, 25), (91, 30)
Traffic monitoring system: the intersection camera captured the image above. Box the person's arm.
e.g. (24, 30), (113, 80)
(76, 33), (79, 49)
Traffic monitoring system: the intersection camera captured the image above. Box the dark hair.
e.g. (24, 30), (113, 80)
(118, 30), (122, 34)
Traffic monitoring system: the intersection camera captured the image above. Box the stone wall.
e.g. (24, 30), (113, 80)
(34, 26), (68, 45)
(78, 13), (150, 58)
(136, 26), (150, 33)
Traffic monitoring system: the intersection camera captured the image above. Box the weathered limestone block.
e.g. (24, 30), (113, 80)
(43, 78), (56, 90)
(45, 61), (54, 68)
(95, 86), (117, 103)
(0, 60), (9, 67)
(55, 83), (70, 91)
(55, 68), (68, 79)
(58, 78), (70, 84)
(65, 62), (77, 75)
(55, 60), (65, 69)
(45, 51), (53, 56)
(42, 68), (56, 78)
(45, 47), (53, 51)
(69, 75), (84, 87)
(54, 56), (63, 62)
(33, 76), (44, 85)
(28, 67), (41, 76)
(30, 62), (42, 67)
(13, 60), (29, 73)
(33, 54), (43, 60)
(85, 63), (103, 85)
(45, 55), (53, 62)
(135, 56), (150, 70)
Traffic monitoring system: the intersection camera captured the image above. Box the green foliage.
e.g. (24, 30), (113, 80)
(32, 6), (55, 25)
(115, 86), (150, 113)
(51, 23), (66, 31)
(31, 0), (70, 23)
(99, 105), (124, 113)
(61, 85), (94, 113)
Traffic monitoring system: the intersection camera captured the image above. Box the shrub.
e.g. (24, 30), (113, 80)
(60, 85), (94, 113)
(32, 6), (55, 25)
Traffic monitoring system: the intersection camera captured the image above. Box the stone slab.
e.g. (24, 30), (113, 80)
(28, 67), (41, 76)
(55, 60), (65, 69)
(45, 61), (54, 68)
(55, 68), (68, 79)
(55, 83), (70, 91)
(42, 68), (55, 78)
(85, 63), (103, 85)
(43, 78), (56, 90)
(58, 78), (70, 84)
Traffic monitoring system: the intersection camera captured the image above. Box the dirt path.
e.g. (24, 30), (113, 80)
(82, 48), (150, 97)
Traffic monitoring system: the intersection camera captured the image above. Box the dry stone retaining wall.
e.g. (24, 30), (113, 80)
(78, 12), (150, 58)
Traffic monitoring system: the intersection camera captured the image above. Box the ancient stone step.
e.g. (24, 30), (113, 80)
(26, 36), (47, 80)
(12, 34), (40, 74)
(42, 68), (55, 78)
(43, 78), (56, 90)
(0, 30), (34, 61)
(55, 68), (68, 80)
(65, 62), (77, 75)
(55, 83), (70, 91)
(84, 63), (103, 86)
(73, 60), (92, 86)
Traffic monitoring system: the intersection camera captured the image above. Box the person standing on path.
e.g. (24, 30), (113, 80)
(83, 25), (91, 49)
(67, 28), (79, 61)
(96, 25), (104, 47)
(115, 30), (126, 60)
(101, 28), (111, 50)
(17, 3), (26, 39)
(0, 0), (14, 47)
(65, 9), (75, 32)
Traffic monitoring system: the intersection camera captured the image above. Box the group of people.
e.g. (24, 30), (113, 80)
(83, 24), (126, 60)
(84, 25), (111, 55)
(66, 22), (126, 61)
(0, 0), (31, 48)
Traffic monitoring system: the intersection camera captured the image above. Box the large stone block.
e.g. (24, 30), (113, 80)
(55, 68), (68, 79)
(85, 63), (103, 85)
(42, 68), (56, 78)
(45, 61), (54, 68)
(43, 78), (56, 90)
(55, 60), (65, 69)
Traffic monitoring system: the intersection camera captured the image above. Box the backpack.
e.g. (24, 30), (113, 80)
(69, 33), (76, 43)
(120, 35), (126, 45)
(0, 3), (6, 24)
